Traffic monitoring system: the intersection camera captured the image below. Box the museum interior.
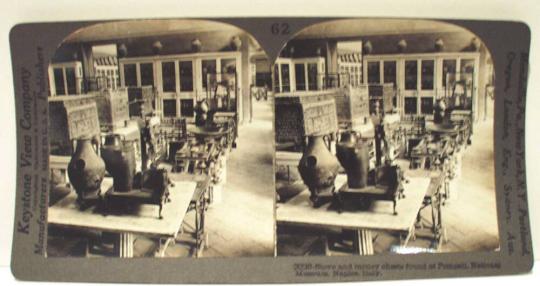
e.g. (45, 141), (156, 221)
(46, 19), (274, 258)
(274, 19), (499, 255)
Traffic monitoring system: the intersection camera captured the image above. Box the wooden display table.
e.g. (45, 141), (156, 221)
(168, 172), (212, 257)
(48, 177), (197, 258)
(276, 173), (431, 255)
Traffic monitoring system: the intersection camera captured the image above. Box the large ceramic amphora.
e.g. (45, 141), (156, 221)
(298, 135), (340, 206)
(67, 137), (106, 201)
(336, 131), (370, 188)
(101, 134), (137, 192)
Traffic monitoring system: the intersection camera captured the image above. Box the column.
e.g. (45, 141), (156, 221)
(325, 40), (339, 87)
(240, 34), (251, 124)
(80, 43), (95, 92)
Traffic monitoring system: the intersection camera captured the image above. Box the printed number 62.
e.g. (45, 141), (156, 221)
(271, 23), (290, 35)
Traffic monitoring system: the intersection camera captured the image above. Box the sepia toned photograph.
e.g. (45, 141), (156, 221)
(6, 10), (535, 282)
(46, 19), (274, 258)
(274, 19), (498, 256)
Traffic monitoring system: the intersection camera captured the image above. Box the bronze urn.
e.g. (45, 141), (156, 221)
(297, 135), (340, 207)
(67, 137), (106, 205)
(336, 131), (370, 189)
(101, 134), (137, 192)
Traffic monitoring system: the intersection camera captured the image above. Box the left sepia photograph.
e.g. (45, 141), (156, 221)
(46, 19), (274, 258)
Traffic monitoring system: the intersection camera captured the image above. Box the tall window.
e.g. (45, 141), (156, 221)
(179, 61), (193, 92)
(383, 61), (397, 87)
(367, 61), (380, 84)
(123, 64), (137, 87)
(421, 60), (434, 90)
(53, 68), (65, 95)
(294, 63), (306, 91)
(405, 60), (418, 90)
(161, 62), (176, 92)
(307, 63), (318, 90)
(65, 67), (77, 95)
(140, 63), (154, 87)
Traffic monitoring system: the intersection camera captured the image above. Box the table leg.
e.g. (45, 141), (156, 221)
(400, 226), (415, 247)
(155, 237), (174, 257)
(353, 229), (374, 255)
(431, 198), (438, 235)
(194, 193), (207, 258)
(207, 185), (213, 208)
(437, 191), (448, 245)
(117, 233), (134, 258)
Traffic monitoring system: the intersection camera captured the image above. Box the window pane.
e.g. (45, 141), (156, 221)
(65, 67), (77, 95)
(273, 65), (280, 92)
(180, 99), (194, 117)
(255, 59), (271, 87)
(201, 59), (217, 90)
(161, 62), (176, 92)
(221, 58), (236, 74)
(140, 63), (154, 87)
(163, 99), (177, 117)
(442, 59), (457, 88)
(179, 61), (193, 92)
(461, 59), (475, 74)
(221, 58), (236, 93)
(280, 64), (290, 92)
(421, 60), (434, 90)
(294, 63), (306, 91)
(53, 68), (65, 95)
(383, 61), (397, 87)
(367, 61), (380, 84)
(460, 59), (475, 107)
(307, 63), (318, 90)
(405, 60), (418, 90)
(404, 97), (417, 114)
(421, 97), (434, 114)
(123, 64), (137, 87)
(256, 73), (271, 87)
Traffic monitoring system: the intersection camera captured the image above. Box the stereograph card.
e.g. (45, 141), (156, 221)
(8, 16), (534, 283)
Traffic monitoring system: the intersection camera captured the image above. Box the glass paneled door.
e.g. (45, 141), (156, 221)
(158, 60), (195, 118)
(401, 58), (436, 116)
(195, 54), (241, 115)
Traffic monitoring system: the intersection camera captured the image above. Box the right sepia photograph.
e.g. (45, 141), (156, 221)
(273, 18), (498, 256)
